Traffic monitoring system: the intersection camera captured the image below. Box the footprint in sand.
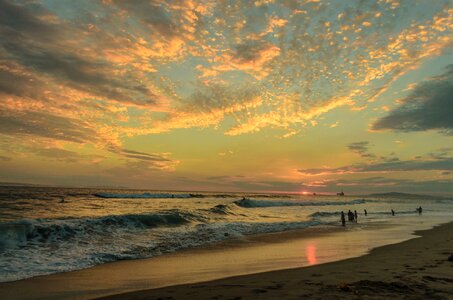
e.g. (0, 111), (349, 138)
(252, 289), (268, 294)
(266, 283), (284, 290)
(423, 276), (453, 283)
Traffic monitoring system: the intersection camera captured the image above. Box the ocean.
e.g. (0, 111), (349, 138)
(1, 186), (452, 283)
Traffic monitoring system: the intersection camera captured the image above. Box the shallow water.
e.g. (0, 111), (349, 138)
(1, 186), (452, 282)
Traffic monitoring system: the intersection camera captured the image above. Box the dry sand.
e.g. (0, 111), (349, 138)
(100, 221), (453, 300)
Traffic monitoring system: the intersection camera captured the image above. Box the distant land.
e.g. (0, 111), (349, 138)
(366, 192), (452, 200)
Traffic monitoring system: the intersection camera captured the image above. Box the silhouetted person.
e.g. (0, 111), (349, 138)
(341, 211), (346, 226)
(354, 210), (358, 223)
(59, 197), (65, 203)
(417, 206), (422, 215)
(391, 209), (395, 216)
(348, 210), (354, 222)
(364, 209), (367, 216)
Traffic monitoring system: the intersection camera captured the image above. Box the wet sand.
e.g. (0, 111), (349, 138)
(99, 221), (453, 300)
(1, 218), (452, 299)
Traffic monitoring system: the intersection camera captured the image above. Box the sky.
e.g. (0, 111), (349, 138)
(0, 0), (452, 194)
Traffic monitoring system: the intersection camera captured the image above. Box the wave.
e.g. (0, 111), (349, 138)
(94, 193), (195, 199)
(0, 210), (200, 249)
(309, 211), (340, 218)
(208, 204), (237, 215)
(234, 198), (366, 208)
(0, 217), (325, 282)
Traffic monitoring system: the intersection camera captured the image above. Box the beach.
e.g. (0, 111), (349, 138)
(100, 221), (453, 300)
(2, 188), (453, 300)
(1, 219), (452, 299)
(2, 0), (453, 298)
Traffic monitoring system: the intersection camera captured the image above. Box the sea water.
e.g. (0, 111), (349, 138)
(0, 186), (452, 282)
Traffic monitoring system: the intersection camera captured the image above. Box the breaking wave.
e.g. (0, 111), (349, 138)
(0, 210), (199, 249)
(309, 211), (340, 218)
(0, 209), (325, 282)
(208, 204), (238, 215)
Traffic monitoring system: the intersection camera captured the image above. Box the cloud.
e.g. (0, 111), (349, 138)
(232, 180), (303, 191)
(300, 144), (453, 177)
(121, 149), (172, 162)
(108, 0), (210, 59)
(111, 0), (178, 38)
(0, 12), (158, 107)
(32, 148), (102, 163)
(1, 0), (452, 143)
(124, 84), (263, 135)
(299, 157), (453, 176)
(1, 0), (452, 182)
(0, 109), (96, 143)
(228, 40), (281, 76)
(329, 122), (339, 128)
(101, 146), (178, 170)
(348, 141), (370, 153)
(303, 177), (453, 194)
(348, 141), (376, 159)
(205, 175), (304, 192)
(372, 65), (453, 134)
(0, 155), (11, 161)
(428, 148), (453, 160)
(0, 66), (47, 99)
(0, 0), (175, 154)
(0, 0), (56, 38)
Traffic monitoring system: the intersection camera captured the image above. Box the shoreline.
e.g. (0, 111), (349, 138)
(100, 220), (453, 300)
(1, 217), (451, 299)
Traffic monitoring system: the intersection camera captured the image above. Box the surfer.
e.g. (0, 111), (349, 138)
(364, 209), (368, 216)
(417, 206), (422, 215)
(391, 209), (395, 216)
(354, 210), (358, 223)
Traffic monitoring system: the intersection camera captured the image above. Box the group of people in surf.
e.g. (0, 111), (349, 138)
(340, 210), (358, 226)
(340, 206), (423, 226)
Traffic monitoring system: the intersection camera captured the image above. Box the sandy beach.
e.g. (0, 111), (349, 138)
(100, 221), (453, 300)
(1, 219), (452, 300)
